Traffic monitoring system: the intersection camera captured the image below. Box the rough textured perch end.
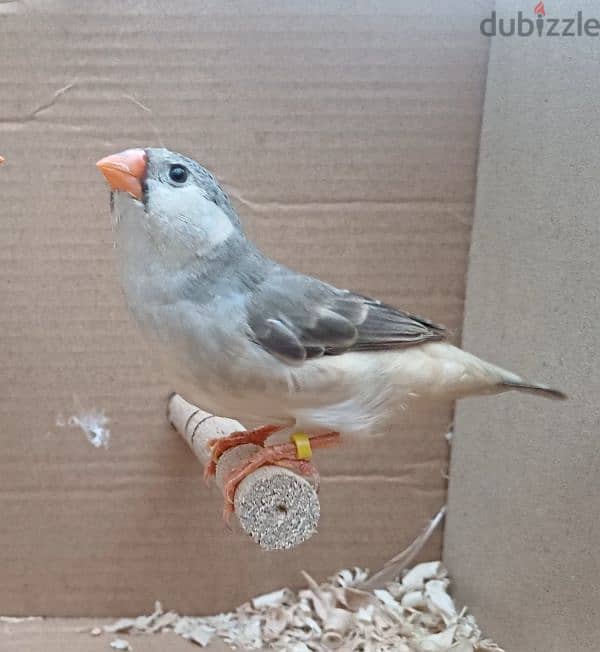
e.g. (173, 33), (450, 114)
(167, 393), (320, 551)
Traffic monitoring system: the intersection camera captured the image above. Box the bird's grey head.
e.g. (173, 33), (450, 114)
(97, 147), (243, 261)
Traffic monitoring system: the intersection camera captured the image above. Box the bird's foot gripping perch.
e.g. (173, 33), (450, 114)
(208, 430), (341, 524)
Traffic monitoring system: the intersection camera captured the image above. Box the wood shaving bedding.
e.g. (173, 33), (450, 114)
(98, 563), (503, 651)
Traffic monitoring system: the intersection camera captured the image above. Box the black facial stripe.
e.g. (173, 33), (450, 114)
(141, 178), (149, 207)
(141, 148), (150, 206)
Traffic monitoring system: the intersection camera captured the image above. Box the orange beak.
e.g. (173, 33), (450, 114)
(0, 156), (4, 165)
(96, 148), (147, 200)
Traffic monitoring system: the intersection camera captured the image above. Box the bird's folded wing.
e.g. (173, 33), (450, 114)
(246, 267), (446, 365)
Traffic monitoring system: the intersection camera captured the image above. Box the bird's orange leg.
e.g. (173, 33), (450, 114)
(203, 424), (283, 481)
(221, 431), (341, 524)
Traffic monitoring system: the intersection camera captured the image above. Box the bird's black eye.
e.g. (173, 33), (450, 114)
(169, 165), (188, 184)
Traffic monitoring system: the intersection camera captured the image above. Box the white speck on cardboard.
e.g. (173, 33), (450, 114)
(56, 408), (111, 448)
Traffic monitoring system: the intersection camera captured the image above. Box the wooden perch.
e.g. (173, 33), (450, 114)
(167, 393), (320, 551)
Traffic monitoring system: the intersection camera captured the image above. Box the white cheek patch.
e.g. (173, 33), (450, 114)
(147, 181), (235, 255)
(195, 195), (236, 251)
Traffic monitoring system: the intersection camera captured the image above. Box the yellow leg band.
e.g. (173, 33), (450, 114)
(291, 432), (312, 460)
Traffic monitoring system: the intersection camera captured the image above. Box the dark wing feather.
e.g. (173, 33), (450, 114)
(247, 267), (446, 365)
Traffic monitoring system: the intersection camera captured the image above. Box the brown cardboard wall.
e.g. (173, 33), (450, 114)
(0, 2), (490, 615)
(444, 1), (600, 650)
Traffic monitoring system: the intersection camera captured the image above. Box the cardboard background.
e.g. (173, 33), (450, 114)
(1, 619), (236, 652)
(0, 2), (490, 616)
(444, 1), (600, 650)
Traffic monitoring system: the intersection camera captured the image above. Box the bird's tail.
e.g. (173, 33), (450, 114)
(423, 343), (567, 401)
(473, 354), (567, 400)
(499, 380), (567, 401)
